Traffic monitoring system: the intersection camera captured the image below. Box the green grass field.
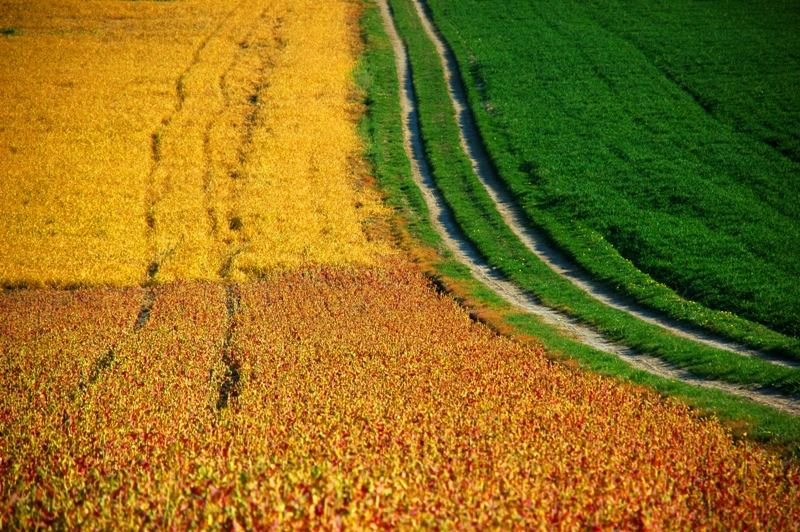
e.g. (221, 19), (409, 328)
(383, 0), (800, 395)
(585, 0), (800, 164)
(356, 1), (800, 456)
(423, 0), (800, 340)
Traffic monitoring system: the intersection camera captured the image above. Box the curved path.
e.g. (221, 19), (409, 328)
(377, 0), (800, 416)
(405, 0), (798, 370)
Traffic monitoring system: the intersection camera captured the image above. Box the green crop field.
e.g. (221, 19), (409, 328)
(423, 0), (800, 339)
(385, 0), (800, 398)
(358, 1), (800, 452)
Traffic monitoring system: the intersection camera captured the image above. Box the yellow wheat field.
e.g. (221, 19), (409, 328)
(0, 0), (391, 287)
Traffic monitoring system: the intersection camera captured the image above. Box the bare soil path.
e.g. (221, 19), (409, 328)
(405, 0), (799, 370)
(377, 0), (800, 416)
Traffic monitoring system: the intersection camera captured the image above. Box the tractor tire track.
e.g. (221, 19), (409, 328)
(219, 16), (286, 278)
(202, 20), (262, 267)
(202, 11), (285, 280)
(406, 0), (799, 370)
(216, 284), (241, 410)
(144, 1), (247, 283)
(377, 0), (800, 416)
(202, 18), (264, 232)
(71, 286), (156, 399)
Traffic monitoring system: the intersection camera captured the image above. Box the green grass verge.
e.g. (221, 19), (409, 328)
(356, 0), (800, 456)
(384, 0), (800, 394)
(421, 0), (800, 349)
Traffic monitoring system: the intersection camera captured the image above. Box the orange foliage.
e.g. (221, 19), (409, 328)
(1, 264), (797, 528)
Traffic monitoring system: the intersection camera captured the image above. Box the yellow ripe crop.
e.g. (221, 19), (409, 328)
(0, 0), (391, 288)
(222, 0), (394, 279)
(0, 0), (172, 287)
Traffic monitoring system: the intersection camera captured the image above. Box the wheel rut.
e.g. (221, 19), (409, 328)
(143, 1), (249, 283)
(71, 286), (157, 399)
(405, 0), (799, 370)
(216, 284), (242, 410)
(202, 10), (284, 276)
(377, 0), (800, 416)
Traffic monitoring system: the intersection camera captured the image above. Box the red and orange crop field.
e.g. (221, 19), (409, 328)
(1, 0), (799, 528)
(2, 265), (799, 528)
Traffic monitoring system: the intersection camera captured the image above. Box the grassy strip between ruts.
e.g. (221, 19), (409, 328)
(420, 0), (800, 355)
(355, 0), (800, 455)
(382, 0), (800, 394)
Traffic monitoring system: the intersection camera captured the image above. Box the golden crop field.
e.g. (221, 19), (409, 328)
(0, 0), (390, 288)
